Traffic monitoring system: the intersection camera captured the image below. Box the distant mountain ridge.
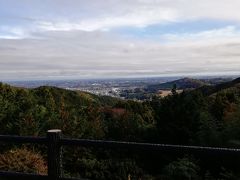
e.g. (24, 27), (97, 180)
(146, 77), (209, 92)
(197, 77), (240, 96)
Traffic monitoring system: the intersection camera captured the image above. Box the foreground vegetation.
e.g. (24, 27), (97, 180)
(1, 78), (240, 179)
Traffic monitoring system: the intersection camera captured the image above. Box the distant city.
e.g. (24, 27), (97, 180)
(4, 77), (171, 98)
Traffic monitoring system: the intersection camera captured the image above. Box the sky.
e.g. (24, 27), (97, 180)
(1, 0), (240, 80)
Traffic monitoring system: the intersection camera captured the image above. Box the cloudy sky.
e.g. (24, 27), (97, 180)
(1, 0), (240, 80)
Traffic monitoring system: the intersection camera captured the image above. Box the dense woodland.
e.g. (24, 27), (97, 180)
(1, 78), (240, 179)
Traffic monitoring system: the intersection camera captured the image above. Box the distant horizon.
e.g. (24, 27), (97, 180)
(2, 73), (239, 83)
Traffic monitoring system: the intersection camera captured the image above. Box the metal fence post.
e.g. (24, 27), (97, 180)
(47, 129), (62, 180)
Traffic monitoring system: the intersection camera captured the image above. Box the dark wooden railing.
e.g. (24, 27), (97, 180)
(1, 129), (240, 180)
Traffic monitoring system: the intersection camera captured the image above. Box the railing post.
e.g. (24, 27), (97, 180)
(47, 129), (62, 180)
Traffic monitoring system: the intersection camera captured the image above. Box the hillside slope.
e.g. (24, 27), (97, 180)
(146, 77), (209, 92)
(197, 77), (240, 96)
(0, 82), (154, 140)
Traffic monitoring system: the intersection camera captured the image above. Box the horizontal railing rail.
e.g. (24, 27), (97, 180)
(1, 134), (240, 153)
(60, 138), (240, 154)
(0, 129), (240, 180)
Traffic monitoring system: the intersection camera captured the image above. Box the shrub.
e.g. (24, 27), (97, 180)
(0, 148), (47, 175)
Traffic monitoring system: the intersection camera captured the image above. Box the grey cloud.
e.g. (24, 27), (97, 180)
(0, 30), (240, 80)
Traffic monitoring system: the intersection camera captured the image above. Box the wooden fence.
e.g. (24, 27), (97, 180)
(0, 129), (240, 180)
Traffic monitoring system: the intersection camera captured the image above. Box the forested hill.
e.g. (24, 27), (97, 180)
(1, 77), (240, 141)
(0, 82), (155, 140)
(146, 77), (209, 92)
(196, 77), (240, 96)
(1, 78), (240, 179)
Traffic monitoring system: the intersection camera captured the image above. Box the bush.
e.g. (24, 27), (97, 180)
(0, 148), (47, 175)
